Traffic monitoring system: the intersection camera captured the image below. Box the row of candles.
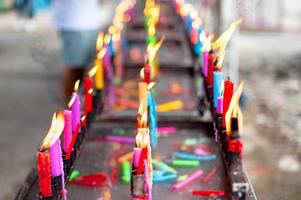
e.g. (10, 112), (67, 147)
(36, 1), (136, 199)
(172, 0), (249, 197)
(131, 1), (163, 199)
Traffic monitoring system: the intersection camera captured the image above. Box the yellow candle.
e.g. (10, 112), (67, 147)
(95, 60), (104, 90)
(157, 100), (183, 112)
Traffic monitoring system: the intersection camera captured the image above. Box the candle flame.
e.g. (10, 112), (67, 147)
(88, 66), (98, 78)
(97, 48), (107, 60)
(147, 37), (164, 61)
(202, 33), (213, 52)
(74, 80), (80, 92)
(41, 112), (64, 149)
(140, 68), (145, 81)
(104, 34), (111, 45)
(226, 82), (244, 136)
(96, 32), (104, 51)
(147, 82), (155, 90)
(212, 19), (242, 68)
(67, 93), (76, 109)
(136, 128), (150, 148)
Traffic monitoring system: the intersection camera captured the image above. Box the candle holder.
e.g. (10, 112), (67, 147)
(131, 172), (146, 199)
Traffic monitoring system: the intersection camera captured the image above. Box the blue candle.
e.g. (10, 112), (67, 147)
(213, 71), (223, 108)
(173, 152), (217, 161)
(193, 27), (203, 57)
(185, 15), (192, 33)
(148, 91), (158, 148)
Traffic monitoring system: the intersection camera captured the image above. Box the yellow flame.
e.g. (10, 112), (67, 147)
(67, 93), (76, 109)
(202, 33), (214, 52)
(74, 80), (80, 92)
(96, 32), (104, 51)
(88, 66), (98, 78)
(212, 19), (242, 68)
(104, 34), (111, 45)
(147, 37), (164, 61)
(140, 68), (145, 81)
(147, 82), (155, 90)
(226, 82), (244, 136)
(97, 48), (107, 60)
(41, 112), (65, 149)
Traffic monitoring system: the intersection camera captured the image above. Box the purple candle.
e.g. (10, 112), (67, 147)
(105, 136), (135, 144)
(202, 51), (209, 77)
(50, 139), (63, 177)
(71, 93), (80, 133)
(63, 110), (72, 152)
(217, 96), (223, 114)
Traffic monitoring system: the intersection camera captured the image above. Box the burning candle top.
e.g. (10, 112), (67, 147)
(68, 80), (81, 133)
(226, 82), (244, 136)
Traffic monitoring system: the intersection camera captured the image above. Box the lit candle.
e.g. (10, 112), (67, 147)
(138, 82), (148, 115)
(84, 77), (93, 115)
(202, 51), (209, 77)
(222, 80), (234, 128)
(63, 110), (72, 153)
(217, 96), (223, 114)
(133, 147), (142, 167)
(207, 54), (215, 85)
(213, 71), (223, 108)
(37, 150), (52, 198)
(95, 58), (104, 90)
(50, 139), (64, 177)
(70, 92), (80, 133)
(147, 91), (157, 148)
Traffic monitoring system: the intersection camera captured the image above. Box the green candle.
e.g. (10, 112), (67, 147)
(121, 161), (131, 184)
(172, 159), (199, 167)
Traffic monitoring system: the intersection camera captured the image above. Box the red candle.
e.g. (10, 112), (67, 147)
(84, 77), (93, 115)
(37, 150), (52, 197)
(192, 190), (224, 196)
(144, 64), (151, 84)
(137, 147), (147, 175)
(222, 80), (234, 128)
(207, 54), (215, 85)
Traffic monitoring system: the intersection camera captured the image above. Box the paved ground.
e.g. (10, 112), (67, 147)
(0, 11), (300, 200)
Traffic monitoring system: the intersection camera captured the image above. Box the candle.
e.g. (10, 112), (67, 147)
(137, 148), (147, 175)
(173, 152), (216, 161)
(207, 54), (215, 85)
(138, 82), (148, 115)
(217, 97), (223, 114)
(70, 92), (81, 133)
(133, 148), (142, 167)
(156, 100), (183, 112)
(147, 91), (157, 148)
(95, 60), (104, 90)
(63, 110), (72, 152)
(105, 136), (135, 144)
(84, 77), (93, 115)
(121, 161), (131, 184)
(213, 71), (223, 108)
(153, 173), (177, 183)
(152, 160), (177, 174)
(144, 159), (151, 200)
(172, 170), (203, 190)
(37, 150), (52, 197)
(50, 139), (64, 177)
(192, 190), (224, 196)
(222, 80), (234, 127)
(144, 64), (151, 84)
(202, 51), (209, 77)
(172, 160), (199, 167)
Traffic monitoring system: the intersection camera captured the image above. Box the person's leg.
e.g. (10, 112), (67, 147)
(63, 67), (84, 104)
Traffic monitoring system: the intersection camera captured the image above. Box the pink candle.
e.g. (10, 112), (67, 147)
(202, 51), (209, 77)
(217, 97), (223, 114)
(144, 159), (151, 200)
(63, 110), (72, 152)
(50, 139), (63, 177)
(71, 93), (81, 132)
(133, 147), (142, 167)
(172, 170), (203, 190)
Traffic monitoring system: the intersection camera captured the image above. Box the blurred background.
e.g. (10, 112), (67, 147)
(0, 0), (300, 199)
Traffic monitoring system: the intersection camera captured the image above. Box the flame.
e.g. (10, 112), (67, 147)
(97, 48), (107, 60)
(104, 34), (111, 45)
(137, 101), (148, 128)
(136, 128), (150, 148)
(225, 82), (244, 136)
(88, 65), (98, 78)
(140, 68), (145, 81)
(41, 112), (65, 149)
(147, 82), (155, 90)
(147, 37), (164, 61)
(212, 19), (242, 68)
(96, 32), (104, 51)
(202, 33), (214, 52)
(74, 80), (80, 92)
(67, 93), (76, 109)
